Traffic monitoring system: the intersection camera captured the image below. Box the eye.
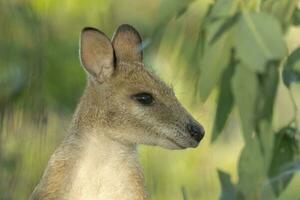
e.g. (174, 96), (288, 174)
(132, 92), (155, 106)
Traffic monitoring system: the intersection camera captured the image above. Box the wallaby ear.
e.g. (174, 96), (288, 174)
(80, 27), (114, 83)
(112, 24), (143, 63)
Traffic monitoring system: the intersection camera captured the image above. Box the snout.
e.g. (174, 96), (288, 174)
(186, 122), (205, 143)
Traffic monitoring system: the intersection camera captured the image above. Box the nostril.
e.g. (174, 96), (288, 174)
(186, 123), (205, 142)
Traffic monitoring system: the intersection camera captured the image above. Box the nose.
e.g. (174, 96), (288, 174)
(186, 123), (205, 142)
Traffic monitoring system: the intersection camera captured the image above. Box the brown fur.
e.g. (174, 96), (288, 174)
(30, 24), (204, 200)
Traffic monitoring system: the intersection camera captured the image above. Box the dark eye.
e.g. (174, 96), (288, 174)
(132, 92), (155, 106)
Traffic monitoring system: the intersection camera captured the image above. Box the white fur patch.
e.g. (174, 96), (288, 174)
(66, 130), (146, 200)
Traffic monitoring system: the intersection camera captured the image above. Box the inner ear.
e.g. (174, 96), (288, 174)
(80, 27), (114, 83)
(112, 24), (143, 63)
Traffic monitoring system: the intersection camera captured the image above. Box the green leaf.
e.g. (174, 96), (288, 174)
(292, 7), (300, 26)
(233, 12), (286, 73)
(193, 4), (214, 59)
(242, 0), (261, 11)
(210, 14), (240, 44)
(261, 0), (298, 31)
(211, 57), (236, 142)
(198, 32), (231, 102)
(268, 125), (298, 197)
(256, 63), (279, 122)
(218, 170), (236, 200)
(255, 64), (279, 167)
(256, 120), (274, 172)
(233, 64), (265, 199)
(210, 0), (238, 19)
(236, 139), (266, 200)
(282, 47), (300, 88)
(148, 0), (195, 55)
(231, 64), (258, 140)
(156, 0), (193, 23)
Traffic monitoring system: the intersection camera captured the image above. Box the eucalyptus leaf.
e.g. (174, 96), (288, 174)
(256, 63), (279, 122)
(211, 58), (235, 142)
(263, 0), (299, 31)
(210, 14), (240, 44)
(257, 120), (274, 172)
(156, 0), (194, 24)
(236, 139), (266, 200)
(231, 64), (258, 140)
(292, 7), (300, 26)
(233, 64), (265, 199)
(148, 0), (195, 55)
(255, 64), (279, 165)
(194, 4), (214, 59)
(210, 0), (238, 19)
(218, 170), (236, 200)
(198, 33), (231, 102)
(268, 126), (298, 197)
(233, 12), (286, 73)
(243, 0), (261, 11)
(282, 47), (300, 88)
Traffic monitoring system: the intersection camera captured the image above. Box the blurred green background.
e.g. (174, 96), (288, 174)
(0, 0), (300, 199)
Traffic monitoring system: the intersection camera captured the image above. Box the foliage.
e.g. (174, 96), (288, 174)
(268, 126), (299, 197)
(0, 0), (300, 200)
(187, 0), (300, 199)
(283, 47), (300, 88)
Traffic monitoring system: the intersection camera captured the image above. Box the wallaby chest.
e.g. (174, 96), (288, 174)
(65, 133), (147, 200)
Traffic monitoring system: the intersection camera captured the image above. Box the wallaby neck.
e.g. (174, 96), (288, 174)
(31, 128), (148, 200)
(64, 128), (148, 200)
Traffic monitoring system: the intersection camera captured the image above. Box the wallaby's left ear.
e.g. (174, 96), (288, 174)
(80, 27), (114, 83)
(112, 24), (143, 63)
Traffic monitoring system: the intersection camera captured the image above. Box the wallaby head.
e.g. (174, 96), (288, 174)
(78, 24), (205, 149)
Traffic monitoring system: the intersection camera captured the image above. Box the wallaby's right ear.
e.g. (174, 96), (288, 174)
(80, 27), (114, 83)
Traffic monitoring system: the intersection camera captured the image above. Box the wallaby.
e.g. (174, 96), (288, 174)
(30, 24), (205, 200)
